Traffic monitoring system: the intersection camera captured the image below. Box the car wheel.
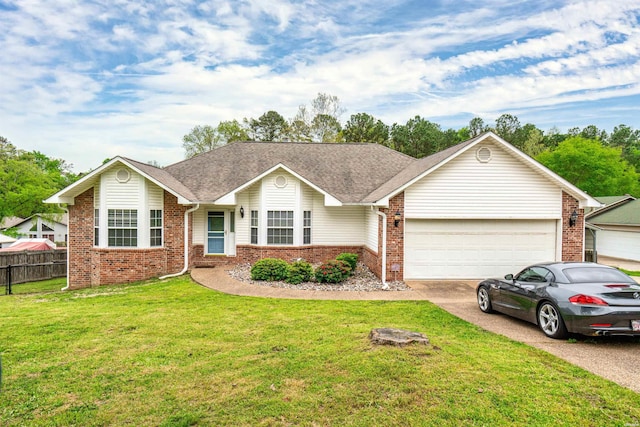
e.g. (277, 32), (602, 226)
(477, 286), (494, 313)
(537, 301), (568, 339)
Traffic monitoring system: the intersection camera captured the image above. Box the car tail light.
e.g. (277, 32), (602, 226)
(590, 323), (612, 327)
(569, 294), (609, 306)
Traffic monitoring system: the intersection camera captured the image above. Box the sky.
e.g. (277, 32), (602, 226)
(1, 0), (640, 172)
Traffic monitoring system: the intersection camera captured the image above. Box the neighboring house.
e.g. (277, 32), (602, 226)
(45, 132), (599, 289)
(9, 214), (68, 245)
(586, 195), (639, 262)
(0, 233), (16, 248)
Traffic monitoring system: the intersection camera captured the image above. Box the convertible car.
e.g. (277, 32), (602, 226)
(476, 262), (640, 339)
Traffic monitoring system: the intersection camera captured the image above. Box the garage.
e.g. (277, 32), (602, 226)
(404, 219), (558, 279)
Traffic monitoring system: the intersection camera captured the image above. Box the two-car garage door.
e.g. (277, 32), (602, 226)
(404, 219), (558, 279)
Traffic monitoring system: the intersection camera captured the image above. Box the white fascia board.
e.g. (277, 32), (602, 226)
(212, 163), (343, 207)
(44, 157), (122, 204)
(45, 157), (192, 206)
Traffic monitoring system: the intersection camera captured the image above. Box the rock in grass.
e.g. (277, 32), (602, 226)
(369, 328), (430, 347)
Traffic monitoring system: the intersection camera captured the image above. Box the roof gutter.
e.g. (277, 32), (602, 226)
(160, 203), (200, 280)
(374, 207), (389, 289)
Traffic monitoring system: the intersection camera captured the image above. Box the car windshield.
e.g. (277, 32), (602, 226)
(563, 267), (633, 283)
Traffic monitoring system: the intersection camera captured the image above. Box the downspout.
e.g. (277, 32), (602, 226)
(374, 208), (389, 289)
(160, 203), (200, 279)
(59, 204), (70, 291)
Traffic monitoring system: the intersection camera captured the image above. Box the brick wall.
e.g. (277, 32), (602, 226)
(67, 189), (188, 288)
(191, 245), (365, 267)
(67, 189), (94, 289)
(561, 191), (584, 261)
(360, 193), (405, 282)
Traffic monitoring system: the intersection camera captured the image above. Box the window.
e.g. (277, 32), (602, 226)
(150, 209), (162, 247)
(108, 209), (138, 247)
(267, 210), (293, 245)
(94, 209), (99, 246)
(303, 211), (311, 244)
(250, 210), (258, 244)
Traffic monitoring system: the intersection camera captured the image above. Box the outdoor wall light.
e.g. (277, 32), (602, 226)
(569, 209), (578, 227)
(240, 206), (245, 218)
(394, 211), (402, 227)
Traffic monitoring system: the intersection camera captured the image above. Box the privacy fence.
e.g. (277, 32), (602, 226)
(1, 250), (67, 295)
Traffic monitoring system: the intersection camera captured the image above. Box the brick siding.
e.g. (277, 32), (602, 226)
(561, 191), (584, 262)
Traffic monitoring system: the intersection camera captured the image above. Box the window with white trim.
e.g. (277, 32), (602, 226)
(303, 210), (311, 245)
(267, 210), (293, 245)
(94, 209), (99, 246)
(108, 209), (138, 247)
(250, 210), (258, 244)
(150, 209), (162, 247)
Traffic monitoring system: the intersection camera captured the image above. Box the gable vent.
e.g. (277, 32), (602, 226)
(476, 147), (492, 163)
(116, 168), (131, 183)
(274, 175), (288, 188)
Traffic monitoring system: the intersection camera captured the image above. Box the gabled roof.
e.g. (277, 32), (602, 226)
(367, 132), (601, 207)
(44, 132), (600, 208)
(0, 216), (24, 230)
(11, 213), (69, 227)
(163, 142), (415, 204)
(587, 199), (640, 226)
(586, 195), (636, 218)
(46, 157), (197, 205)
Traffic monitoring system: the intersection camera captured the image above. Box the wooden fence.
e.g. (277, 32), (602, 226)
(0, 250), (67, 287)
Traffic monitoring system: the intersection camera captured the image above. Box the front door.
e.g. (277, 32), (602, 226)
(207, 211), (225, 254)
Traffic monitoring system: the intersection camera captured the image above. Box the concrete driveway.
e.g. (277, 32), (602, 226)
(409, 280), (640, 394)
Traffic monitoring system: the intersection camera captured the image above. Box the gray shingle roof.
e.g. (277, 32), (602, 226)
(164, 142), (415, 203)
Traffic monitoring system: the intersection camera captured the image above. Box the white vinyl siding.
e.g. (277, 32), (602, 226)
(405, 219), (558, 279)
(596, 229), (640, 261)
(311, 192), (366, 245)
(365, 209), (379, 252)
(95, 166), (164, 249)
(405, 141), (561, 219)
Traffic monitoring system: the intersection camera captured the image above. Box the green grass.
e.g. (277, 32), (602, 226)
(3, 277), (67, 295)
(1, 276), (639, 426)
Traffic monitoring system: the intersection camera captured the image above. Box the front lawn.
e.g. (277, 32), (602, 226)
(1, 276), (638, 426)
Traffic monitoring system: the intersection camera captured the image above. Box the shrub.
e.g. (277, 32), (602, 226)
(336, 253), (358, 273)
(315, 260), (351, 284)
(286, 260), (314, 285)
(250, 258), (290, 281)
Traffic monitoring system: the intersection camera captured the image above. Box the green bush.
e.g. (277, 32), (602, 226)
(250, 258), (290, 281)
(315, 260), (351, 284)
(286, 260), (314, 285)
(336, 253), (358, 273)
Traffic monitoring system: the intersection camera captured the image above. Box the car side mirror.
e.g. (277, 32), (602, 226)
(504, 274), (514, 281)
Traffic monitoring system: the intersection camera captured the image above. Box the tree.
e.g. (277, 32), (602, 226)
(246, 111), (289, 141)
(493, 114), (522, 147)
(290, 93), (346, 143)
(390, 116), (445, 158)
(469, 117), (487, 137)
(536, 137), (639, 197)
(182, 125), (220, 158)
(0, 137), (76, 221)
(343, 113), (389, 144)
(216, 120), (249, 144)
(182, 121), (250, 158)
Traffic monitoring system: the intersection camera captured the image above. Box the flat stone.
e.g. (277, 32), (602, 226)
(369, 328), (430, 346)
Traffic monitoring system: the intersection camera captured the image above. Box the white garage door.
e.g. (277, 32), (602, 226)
(405, 219), (558, 279)
(597, 230), (640, 261)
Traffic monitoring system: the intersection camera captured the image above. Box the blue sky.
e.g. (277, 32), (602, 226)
(1, 0), (639, 172)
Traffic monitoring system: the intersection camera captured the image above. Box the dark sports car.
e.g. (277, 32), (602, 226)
(476, 262), (640, 339)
